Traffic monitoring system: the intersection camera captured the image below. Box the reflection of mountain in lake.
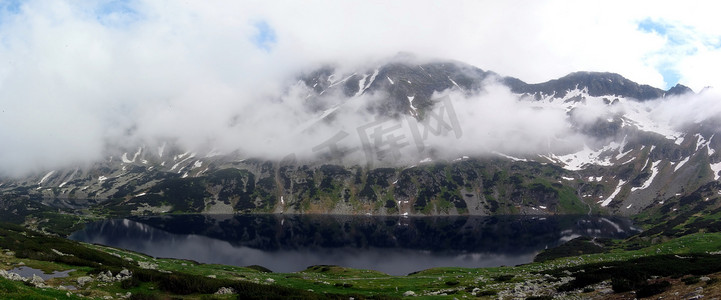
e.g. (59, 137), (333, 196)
(72, 215), (638, 254)
(69, 215), (639, 274)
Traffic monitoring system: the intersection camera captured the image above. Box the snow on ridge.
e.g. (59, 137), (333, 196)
(354, 74), (369, 97)
(699, 134), (716, 156)
(711, 162), (721, 181)
(328, 73), (356, 88)
(386, 76), (394, 85)
(419, 157), (433, 163)
(354, 69), (379, 97)
(621, 109), (685, 145)
(453, 155), (470, 162)
(447, 76), (463, 91)
(493, 152), (528, 162)
(408, 96), (418, 115)
(560, 87), (588, 101)
(696, 134), (709, 151)
(38, 171), (55, 185)
(158, 142), (166, 158)
(366, 69), (379, 87)
(205, 149), (222, 158)
(674, 157), (690, 172)
(171, 153), (196, 173)
(600, 180), (626, 207)
(552, 143), (615, 171)
(174, 151), (191, 161)
(121, 153), (133, 163)
(615, 135), (632, 160)
(132, 147), (142, 162)
(632, 161), (661, 191)
(621, 157), (636, 164)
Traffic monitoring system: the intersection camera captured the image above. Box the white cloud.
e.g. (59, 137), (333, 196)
(0, 0), (720, 176)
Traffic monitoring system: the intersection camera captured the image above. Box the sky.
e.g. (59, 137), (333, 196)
(0, 0), (720, 176)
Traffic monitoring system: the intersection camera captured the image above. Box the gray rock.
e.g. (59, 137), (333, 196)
(29, 274), (45, 286)
(215, 287), (236, 295)
(97, 271), (114, 282)
(1, 271), (24, 281)
(119, 268), (131, 277)
(77, 276), (94, 286)
(402, 291), (416, 297)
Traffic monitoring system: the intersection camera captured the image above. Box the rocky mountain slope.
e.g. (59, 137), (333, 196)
(1, 57), (720, 218)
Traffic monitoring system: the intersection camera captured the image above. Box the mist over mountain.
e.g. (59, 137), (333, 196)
(0, 55), (716, 178)
(2, 55), (720, 219)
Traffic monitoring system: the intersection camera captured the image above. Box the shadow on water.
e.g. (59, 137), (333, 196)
(69, 214), (639, 275)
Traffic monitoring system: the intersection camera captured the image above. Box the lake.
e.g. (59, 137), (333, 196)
(69, 214), (639, 275)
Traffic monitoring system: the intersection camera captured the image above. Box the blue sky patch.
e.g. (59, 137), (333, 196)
(1, 0), (22, 14)
(95, 0), (141, 27)
(637, 18), (696, 89)
(658, 64), (681, 89)
(638, 18), (689, 46)
(252, 21), (276, 52)
(638, 18), (669, 36)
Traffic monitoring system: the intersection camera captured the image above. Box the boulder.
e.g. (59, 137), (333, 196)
(29, 274), (45, 286)
(77, 276), (94, 286)
(215, 287), (236, 295)
(97, 271), (114, 282)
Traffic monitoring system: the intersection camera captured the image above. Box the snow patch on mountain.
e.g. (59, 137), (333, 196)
(711, 162), (721, 181)
(38, 171), (55, 185)
(408, 96), (418, 115)
(158, 143), (166, 158)
(698, 134), (716, 155)
(448, 76), (462, 91)
(494, 152), (527, 162)
(354, 74), (369, 97)
(675, 157), (690, 172)
(551, 144), (614, 171)
(600, 180), (626, 207)
(355, 69), (379, 96)
(632, 161), (661, 191)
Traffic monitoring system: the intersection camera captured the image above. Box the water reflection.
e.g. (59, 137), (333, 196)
(69, 215), (638, 275)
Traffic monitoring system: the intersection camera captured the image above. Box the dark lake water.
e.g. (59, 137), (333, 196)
(69, 214), (639, 275)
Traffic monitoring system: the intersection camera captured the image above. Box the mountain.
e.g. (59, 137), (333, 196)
(1, 56), (720, 225)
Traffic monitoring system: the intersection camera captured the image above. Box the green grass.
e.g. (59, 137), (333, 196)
(557, 186), (587, 214)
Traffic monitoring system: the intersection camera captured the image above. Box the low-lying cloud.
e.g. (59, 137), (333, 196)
(1, 1), (721, 177)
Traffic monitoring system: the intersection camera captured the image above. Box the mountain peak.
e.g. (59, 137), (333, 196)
(508, 71), (670, 101)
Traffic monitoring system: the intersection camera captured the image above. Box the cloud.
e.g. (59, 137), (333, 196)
(0, 0), (720, 176)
